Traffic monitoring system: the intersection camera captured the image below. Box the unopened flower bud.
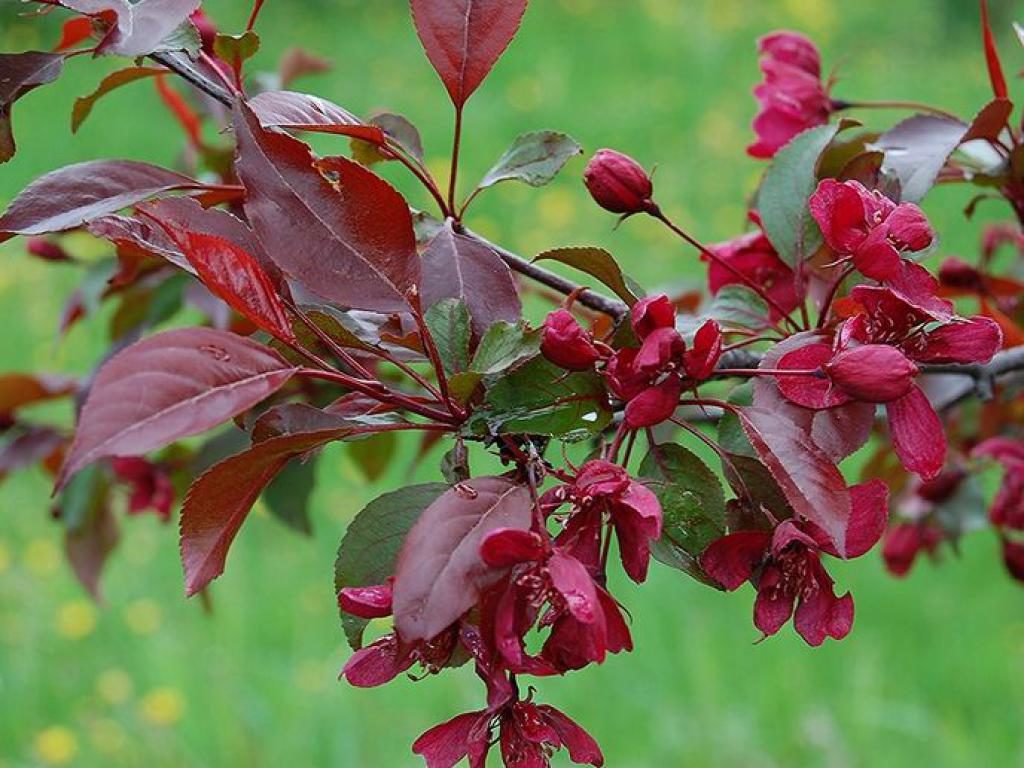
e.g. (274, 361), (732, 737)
(583, 149), (656, 215)
(630, 294), (675, 339)
(938, 257), (983, 291)
(540, 309), (601, 371)
(825, 344), (918, 403)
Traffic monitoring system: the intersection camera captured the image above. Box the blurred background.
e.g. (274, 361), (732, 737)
(2, 0), (1023, 765)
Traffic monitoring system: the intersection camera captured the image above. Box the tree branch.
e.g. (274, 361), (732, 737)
(150, 52), (234, 106)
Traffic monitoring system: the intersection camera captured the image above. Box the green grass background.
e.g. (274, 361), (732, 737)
(2, 0), (1024, 766)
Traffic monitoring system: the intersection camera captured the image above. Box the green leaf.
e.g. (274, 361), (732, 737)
(352, 113), (423, 166)
(477, 131), (582, 190)
(264, 455), (318, 535)
(425, 298), (472, 375)
(72, 67), (164, 133)
(533, 247), (640, 306)
(213, 31), (261, 67)
(334, 483), (449, 649)
(758, 122), (844, 268)
(470, 321), (540, 375)
(476, 356), (612, 439)
(152, 20), (202, 57)
(707, 285), (770, 330)
(639, 443), (726, 587)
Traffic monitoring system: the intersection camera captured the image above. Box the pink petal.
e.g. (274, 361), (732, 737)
(479, 528), (546, 568)
(852, 228), (902, 281)
(341, 636), (413, 688)
(684, 319), (723, 381)
(701, 531), (771, 590)
(915, 316), (1002, 364)
(547, 551), (600, 623)
(885, 385), (946, 480)
(412, 711), (488, 768)
(634, 327), (685, 374)
(337, 583), (393, 619)
(809, 179), (869, 254)
(753, 564), (795, 636)
(775, 343), (850, 409)
(538, 705), (605, 767)
(630, 294), (675, 338)
(793, 559), (853, 646)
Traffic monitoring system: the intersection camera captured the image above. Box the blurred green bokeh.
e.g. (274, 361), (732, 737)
(2, 1), (1024, 766)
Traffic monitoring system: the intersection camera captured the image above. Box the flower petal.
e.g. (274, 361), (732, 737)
(701, 531), (771, 590)
(914, 316), (1002, 364)
(538, 705), (605, 767)
(885, 385), (946, 480)
(412, 711), (488, 768)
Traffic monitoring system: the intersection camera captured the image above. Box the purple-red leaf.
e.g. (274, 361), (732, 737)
(160, 228), (295, 342)
(0, 160), (209, 242)
(233, 102), (419, 313)
(410, 0), (529, 108)
(0, 51), (65, 163)
(421, 223), (521, 336)
(247, 90), (385, 143)
(739, 407), (851, 556)
(57, 328), (299, 489)
(874, 115), (968, 203)
(962, 98), (1014, 142)
(980, 0), (1008, 99)
(71, 66), (164, 132)
(392, 476), (532, 641)
(180, 416), (356, 596)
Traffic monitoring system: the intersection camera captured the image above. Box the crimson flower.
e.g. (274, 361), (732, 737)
(602, 295), (722, 429)
(479, 528), (632, 675)
(111, 457), (174, 520)
(545, 459), (663, 584)
(540, 309), (602, 371)
(701, 480), (888, 645)
(972, 438), (1024, 530)
(412, 695), (603, 768)
(748, 31), (833, 159)
(775, 286), (1002, 479)
(707, 219), (801, 321)
(339, 583), (461, 688)
(809, 179), (933, 281)
(882, 522), (944, 578)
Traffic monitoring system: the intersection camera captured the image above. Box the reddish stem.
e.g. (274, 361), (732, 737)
(448, 107), (464, 219)
(246, 0), (267, 32)
(299, 368), (458, 424)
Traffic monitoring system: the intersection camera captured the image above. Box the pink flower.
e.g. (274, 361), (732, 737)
(540, 309), (602, 371)
(882, 522), (943, 578)
(707, 222), (801, 321)
(748, 31), (833, 159)
(412, 696), (604, 768)
(775, 288), (1002, 480)
(479, 532), (631, 674)
(583, 149), (656, 216)
(601, 294), (719, 429)
(809, 179), (933, 281)
(701, 480), (888, 645)
(111, 457), (174, 520)
(972, 438), (1024, 530)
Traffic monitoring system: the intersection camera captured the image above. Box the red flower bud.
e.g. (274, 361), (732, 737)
(938, 257), (983, 291)
(825, 344), (918, 403)
(338, 584), (393, 619)
(624, 375), (682, 429)
(583, 149), (656, 215)
(540, 309), (601, 371)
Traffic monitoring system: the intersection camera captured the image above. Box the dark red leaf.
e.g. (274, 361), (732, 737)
(0, 51), (65, 163)
(233, 102), (419, 313)
(421, 223), (521, 337)
(0, 428), (66, 478)
(180, 417), (358, 595)
(739, 407), (852, 556)
(57, 328), (299, 489)
(0, 373), (77, 416)
(71, 66), (164, 132)
(65, 501), (119, 600)
(980, 0), (1008, 99)
(962, 98), (1014, 142)
(247, 90), (385, 143)
(0, 160), (210, 242)
(875, 115), (968, 203)
(392, 476), (532, 641)
(158, 227), (295, 342)
(410, 0), (529, 108)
